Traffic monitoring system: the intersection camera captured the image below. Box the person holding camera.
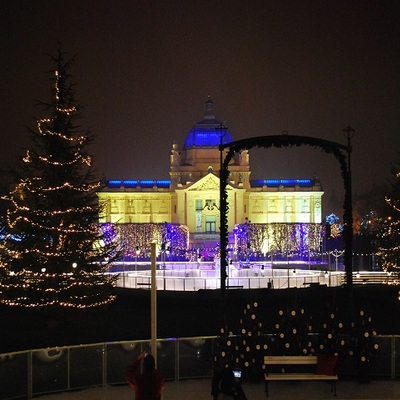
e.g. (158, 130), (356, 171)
(211, 366), (247, 400)
(126, 351), (165, 400)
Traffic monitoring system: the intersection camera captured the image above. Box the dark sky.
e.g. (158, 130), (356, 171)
(1, 0), (400, 212)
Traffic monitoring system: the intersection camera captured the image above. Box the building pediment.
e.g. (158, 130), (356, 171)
(186, 173), (233, 191)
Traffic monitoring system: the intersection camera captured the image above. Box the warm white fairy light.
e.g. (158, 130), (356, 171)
(0, 264), (117, 308)
(6, 211), (100, 233)
(214, 300), (381, 379)
(37, 119), (85, 143)
(7, 178), (100, 197)
(0, 57), (119, 308)
(56, 106), (77, 115)
(39, 152), (91, 166)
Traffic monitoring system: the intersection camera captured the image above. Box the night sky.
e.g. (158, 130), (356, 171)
(1, 1), (400, 213)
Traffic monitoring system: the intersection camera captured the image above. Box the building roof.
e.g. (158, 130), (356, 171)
(250, 179), (315, 188)
(105, 178), (321, 190)
(183, 97), (234, 149)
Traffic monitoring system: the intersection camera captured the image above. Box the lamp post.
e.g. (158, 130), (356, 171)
(331, 249), (344, 272)
(164, 246), (170, 290)
(135, 247), (140, 273)
(343, 126), (354, 179)
(150, 242), (157, 363)
(343, 125), (355, 288)
(217, 122), (228, 292)
(120, 256), (126, 287)
(324, 270), (331, 286)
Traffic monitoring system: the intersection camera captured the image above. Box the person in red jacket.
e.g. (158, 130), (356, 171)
(126, 351), (165, 400)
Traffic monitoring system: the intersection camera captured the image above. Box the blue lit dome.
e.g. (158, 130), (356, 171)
(183, 97), (234, 149)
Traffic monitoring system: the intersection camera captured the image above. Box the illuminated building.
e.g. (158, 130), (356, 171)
(98, 97), (323, 254)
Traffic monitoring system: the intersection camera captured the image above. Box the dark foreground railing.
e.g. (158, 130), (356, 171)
(0, 335), (399, 400)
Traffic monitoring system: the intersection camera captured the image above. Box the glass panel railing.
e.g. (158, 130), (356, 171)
(0, 352), (28, 399)
(373, 336), (393, 378)
(69, 345), (103, 389)
(177, 337), (215, 379)
(395, 337), (400, 379)
(1, 335), (400, 400)
(32, 348), (68, 395)
(157, 339), (177, 380)
(106, 340), (146, 385)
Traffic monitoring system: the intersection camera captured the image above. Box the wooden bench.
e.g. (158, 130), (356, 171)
(264, 355), (338, 397)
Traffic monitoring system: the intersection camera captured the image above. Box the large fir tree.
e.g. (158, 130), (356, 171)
(0, 51), (118, 308)
(376, 162), (400, 275)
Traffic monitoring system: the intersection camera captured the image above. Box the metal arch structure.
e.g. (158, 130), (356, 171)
(219, 134), (353, 292)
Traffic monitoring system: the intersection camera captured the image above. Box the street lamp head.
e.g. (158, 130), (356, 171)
(343, 125), (355, 140)
(216, 122), (228, 138)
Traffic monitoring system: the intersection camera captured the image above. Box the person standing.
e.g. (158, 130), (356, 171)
(126, 351), (165, 400)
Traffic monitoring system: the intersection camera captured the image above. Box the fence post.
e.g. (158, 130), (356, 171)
(27, 351), (33, 399)
(175, 339), (180, 382)
(391, 336), (396, 379)
(67, 347), (71, 390)
(103, 343), (107, 388)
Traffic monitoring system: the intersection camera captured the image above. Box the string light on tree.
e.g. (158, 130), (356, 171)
(376, 164), (400, 280)
(0, 50), (120, 308)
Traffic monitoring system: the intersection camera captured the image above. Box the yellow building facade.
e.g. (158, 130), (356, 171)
(98, 98), (323, 249)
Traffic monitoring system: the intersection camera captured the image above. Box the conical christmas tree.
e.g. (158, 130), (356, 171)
(236, 301), (267, 381)
(376, 162), (400, 277)
(0, 51), (119, 308)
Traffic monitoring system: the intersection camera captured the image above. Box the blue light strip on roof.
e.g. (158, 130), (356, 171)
(297, 179), (312, 186)
(250, 179), (312, 187)
(281, 179), (297, 186)
(156, 180), (171, 188)
(109, 179), (312, 189)
(108, 179), (171, 188)
(265, 179), (281, 186)
(139, 180), (155, 187)
(123, 180), (138, 187)
(108, 180), (122, 187)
